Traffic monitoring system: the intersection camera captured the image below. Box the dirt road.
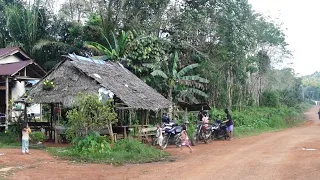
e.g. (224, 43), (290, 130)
(2, 106), (320, 180)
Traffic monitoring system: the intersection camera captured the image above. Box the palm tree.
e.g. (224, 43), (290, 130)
(5, 0), (41, 54)
(84, 30), (131, 61)
(150, 51), (209, 118)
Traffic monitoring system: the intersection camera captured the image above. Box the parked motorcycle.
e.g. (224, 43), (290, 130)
(161, 123), (183, 149)
(191, 122), (212, 146)
(211, 120), (229, 140)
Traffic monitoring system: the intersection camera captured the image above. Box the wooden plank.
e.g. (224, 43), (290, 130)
(15, 76), (40, 81)
(141, 127), (156, 133)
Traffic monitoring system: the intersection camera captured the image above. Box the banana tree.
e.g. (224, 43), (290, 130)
(150, 51), (209, 119)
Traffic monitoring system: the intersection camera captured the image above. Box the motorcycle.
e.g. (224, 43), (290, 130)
(211, 120), (229, 140)
(191, 122), (212, 145)
(161, 123), (183, 149)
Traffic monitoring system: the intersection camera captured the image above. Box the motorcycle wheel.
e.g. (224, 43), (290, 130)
(175, 134), (182, 148)
(211, 132), (215, 141)
(203, 131), (211, 144)
(162, 135), (169, 150)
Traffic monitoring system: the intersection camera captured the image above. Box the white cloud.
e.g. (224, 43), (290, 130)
(249, 0), (320, 76)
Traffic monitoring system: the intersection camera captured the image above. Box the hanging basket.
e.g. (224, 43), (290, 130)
(43, 79), (55, 90)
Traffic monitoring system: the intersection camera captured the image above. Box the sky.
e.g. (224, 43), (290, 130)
(248, 0), (320, 76)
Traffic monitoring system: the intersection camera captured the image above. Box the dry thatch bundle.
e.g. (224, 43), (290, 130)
(27, 56), (170, 111)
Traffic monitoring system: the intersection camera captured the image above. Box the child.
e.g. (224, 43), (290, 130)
(156, 123), (163, 149)
(22, 123), (31, 155)
(40, 125), (46, 136)
(180, 125), (193, 153)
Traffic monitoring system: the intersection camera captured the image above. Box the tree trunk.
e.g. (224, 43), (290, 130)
(227, 68), (233, 109)
(258, 75), (262, 106)
(108, 121), (114, 144)
(168, 86), (173, 120)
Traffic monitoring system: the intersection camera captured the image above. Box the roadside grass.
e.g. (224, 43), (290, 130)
(232, 103), (311, 138)
(47, 139), (170, 165)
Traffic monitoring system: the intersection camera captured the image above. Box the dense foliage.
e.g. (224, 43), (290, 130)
(0, 0), (314, 111)
(66, 94), (118, 142)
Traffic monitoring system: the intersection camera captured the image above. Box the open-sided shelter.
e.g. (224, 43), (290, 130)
(26, 55), (170, 139)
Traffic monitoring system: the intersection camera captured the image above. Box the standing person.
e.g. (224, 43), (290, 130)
(198, 110), (203, 122)
(223, 108), (234, 141)
(318, 109), (320, 120)
(162, 113), (169, 124)
(156, 123), (163, 149)
(201, 112), (209, 132)
(180, 125), (193, 153)
(22, 123), (31, 155)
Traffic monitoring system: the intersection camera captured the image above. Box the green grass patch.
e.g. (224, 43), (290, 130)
(47, 138), (170, 165)
(230, 103), (311, 138)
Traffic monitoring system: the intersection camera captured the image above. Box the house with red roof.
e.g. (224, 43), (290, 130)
(0, 47), (46, 129)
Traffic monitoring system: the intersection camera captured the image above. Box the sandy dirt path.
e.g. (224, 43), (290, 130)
(1, 106), (320, 180)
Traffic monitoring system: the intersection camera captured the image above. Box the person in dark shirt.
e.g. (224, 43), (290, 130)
(198, 110), (203, 122)
(162, 113), (170, 124)
(318, 109), (320, 120)
(223, 108), (234, 140)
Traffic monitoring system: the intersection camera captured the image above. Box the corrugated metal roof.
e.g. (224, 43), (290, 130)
(0, 60), (32, 76)
(0, 47), (20, 58)
(0, 47), (31, 60)
(0, 60), (46, 77)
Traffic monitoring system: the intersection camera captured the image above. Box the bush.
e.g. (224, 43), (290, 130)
(71, 132), (111, 155)
(0, 130), (20, 147)
(261, 91), (280, 107)
(48, 138), (169, 165)
(29, 132), (45, 143)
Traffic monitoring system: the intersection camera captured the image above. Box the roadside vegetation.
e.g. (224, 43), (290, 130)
(48, 94), (169, 165)
(48, 136), (169, 165)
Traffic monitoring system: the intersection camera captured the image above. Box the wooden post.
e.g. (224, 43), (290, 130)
(129, 110), (132, 126)
(184, 107), (188, 123)
(40, 104), (43, 122)
(5, 76), (9, 130)
(50, 104), (54, 141)
(146, 110), (150, 125)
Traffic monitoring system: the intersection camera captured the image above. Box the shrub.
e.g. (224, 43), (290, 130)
(29, 132), (45, 143)
(71, 132), (111, 155)
(66, 93), (118, 143)
(0, 130), (20, 147)
(261, 91), (280, 107)
(49, 138), (169, 165)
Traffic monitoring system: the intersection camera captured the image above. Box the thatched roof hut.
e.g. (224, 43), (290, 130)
(27, 55), (170, 111)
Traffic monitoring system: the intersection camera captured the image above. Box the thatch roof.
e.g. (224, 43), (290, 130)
(27, 56), (170, 111)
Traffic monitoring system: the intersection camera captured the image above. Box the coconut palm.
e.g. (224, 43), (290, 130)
(150, 51), (209, 118)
